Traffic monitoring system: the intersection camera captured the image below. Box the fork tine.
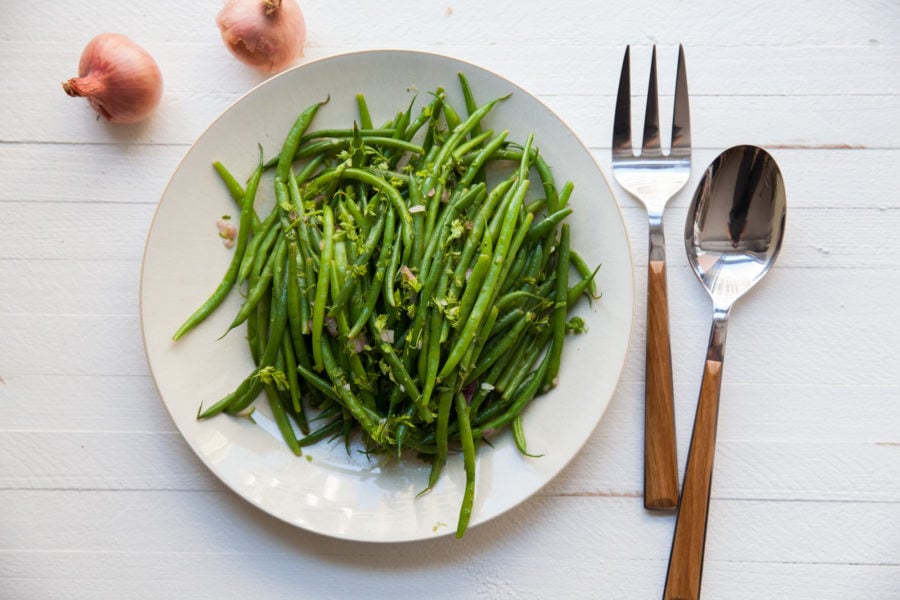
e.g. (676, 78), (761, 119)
(612, 45), (632, 158)
(671, 44), (691, 157)
(641, 46), (662, 157)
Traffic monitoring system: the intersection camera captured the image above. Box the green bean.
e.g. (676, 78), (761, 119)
(512, 414), (530, 456)
(451, 129), (494, 162)
(371, 333), (423, 414)
(459, 130), (510, 190)
(461, 305), (499, 375)
(491, 211), (534, 302)
(456, 252), (491, 327)
(213, 161), (246, 204)
(212, 161), (263, 232)
(266, 382), (302, 456)
(449, 176), (514, 291)
(471, 146), (559, 213)
(286, 242), (309, 348)
(458, 73), (481, 132)
(403, 91), (445, 141)
(421, 94), (509, 196)
(569, 250), (599, 299)
(567, 264), (602, 307)
(517, 244), (544, 292)
(524, 196), (547, 215)
(473, 350), (551, 437)
(281, 331), (303, 414)
(347, 207), (395, 339)
(422, 179), (445, 243)
(319, 337), (381, 437)
(517, 134), (536, 183)
(198, 254), (289, 419)
(301, 128), (395, 144)
(524, 207), (573, 243)
(499, 327), (552, 400)
(238, 203), (280, 284)
(296, 364), (340, 402)
(558, 180), (574, 209)
(534, 152), (559, 214)
(276, 100), (326, 181)
(454, 390), (476, 538)
(490, 305), (528, 338)
(224, 236), (286, 336)
(437, 177), (530, 380)
(311, 206), (334, 371)
(172, 151), (263, 341)
(465, 310), (528, 383)
(416, 183), (486, 305)
(327, 207), (387, 317)
(328, 266), (375, 411)
(543, 223), (570, 390)
(442, 98), (462, 131)
(355, 93), (374, 130)
(485, 174), (522, 247)
(340, 167), (413, 253)
(419, 257), (453, 412)
(343, 194), (370, 237)
(430, 372), (458, 490)
(296, 418), (343, 447)
(494, 290), (542, 312)
(383, 234), (401, 310)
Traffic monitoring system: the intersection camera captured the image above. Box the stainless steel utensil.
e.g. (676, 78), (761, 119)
(612, 45), (691, 510)
(663, 144), (787, 600)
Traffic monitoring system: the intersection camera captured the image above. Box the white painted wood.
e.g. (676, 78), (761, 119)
(2, 0), (899, 597)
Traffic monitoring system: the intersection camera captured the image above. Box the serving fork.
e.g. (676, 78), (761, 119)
(611, 45), (691, 511)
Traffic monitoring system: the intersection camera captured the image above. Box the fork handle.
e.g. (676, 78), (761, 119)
(644, 225), (679, 510)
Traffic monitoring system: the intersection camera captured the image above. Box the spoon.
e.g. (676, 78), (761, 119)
(663, 145), (786, 600)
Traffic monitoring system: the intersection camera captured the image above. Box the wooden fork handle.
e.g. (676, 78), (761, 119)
(644, 259), (679, 510)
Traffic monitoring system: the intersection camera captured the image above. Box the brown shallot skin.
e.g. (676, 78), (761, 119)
(216, 0), (307, 73)
(62, 33), (163, 124)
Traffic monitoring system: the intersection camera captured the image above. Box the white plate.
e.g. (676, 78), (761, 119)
(140, 50), (634, 542)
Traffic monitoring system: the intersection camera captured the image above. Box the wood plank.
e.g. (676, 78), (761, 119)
(1, 199), (897, 268)
(0, 552), (896, 600)
(0, 143), (185, 205)
(6, 41), (899, 100)
(4, 39), (900, 148)
(6, 86), (899, 148)
(0, 374), (171, 432)
(0, 258), (141, 315)
(1, 427), (897, 504)
(4, 144), (899, 211)
(3, 0), (897, 49)
(2, 266), (896, 382)
(0, 490), (895, 567)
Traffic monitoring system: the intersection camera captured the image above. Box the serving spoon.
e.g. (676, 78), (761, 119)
(663, 145), (786, 600)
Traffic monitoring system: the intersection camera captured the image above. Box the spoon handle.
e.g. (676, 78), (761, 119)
(663, 314), (728, 600)
(644, 224), (679, 510)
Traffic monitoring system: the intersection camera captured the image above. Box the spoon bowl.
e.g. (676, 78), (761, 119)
(663, 145), (786, 600)
(687, 145), (787, 309)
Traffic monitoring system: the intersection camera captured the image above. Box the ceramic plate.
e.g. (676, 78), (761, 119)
(140, 50), (633, 542)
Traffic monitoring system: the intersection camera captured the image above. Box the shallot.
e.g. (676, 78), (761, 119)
(216, 0), (307, 73)
(62, 33), (163, 124)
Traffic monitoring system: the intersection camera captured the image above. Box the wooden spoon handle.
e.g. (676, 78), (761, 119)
(663, 352), (726, 600)
(644, 259), (679, 510)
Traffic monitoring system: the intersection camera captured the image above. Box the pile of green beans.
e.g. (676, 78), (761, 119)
(172, 74), (599, 538)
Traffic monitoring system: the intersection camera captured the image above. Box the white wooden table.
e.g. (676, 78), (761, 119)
(2, 1), (899, 598)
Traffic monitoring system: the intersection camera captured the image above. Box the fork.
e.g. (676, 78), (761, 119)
(611, 45), (691, 511)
